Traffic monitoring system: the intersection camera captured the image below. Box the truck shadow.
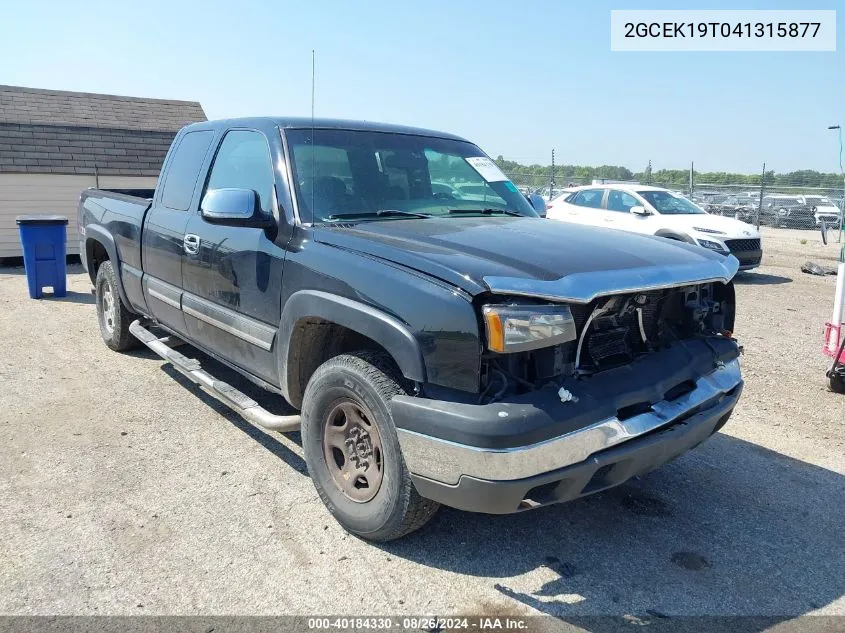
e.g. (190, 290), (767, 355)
(380, 433), (844, 626)
(51, 290), (96, 305)
(734, 271), (792, 285)
(158, 359), (307, 476)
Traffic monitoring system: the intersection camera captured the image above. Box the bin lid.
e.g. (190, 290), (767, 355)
(15, 215), (69, 226)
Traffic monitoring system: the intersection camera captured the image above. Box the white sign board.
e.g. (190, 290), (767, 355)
(465, 157), (508, 182)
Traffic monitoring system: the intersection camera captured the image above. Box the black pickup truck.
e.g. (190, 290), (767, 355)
(79, 117), (743, 541)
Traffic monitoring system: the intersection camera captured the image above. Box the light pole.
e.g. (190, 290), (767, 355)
(828, 125), (844, 249)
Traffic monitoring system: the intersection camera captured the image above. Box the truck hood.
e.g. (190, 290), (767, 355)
(315, 217), (739, 301)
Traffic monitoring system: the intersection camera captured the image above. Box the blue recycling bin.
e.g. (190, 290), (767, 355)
(16, 215), (69, 299)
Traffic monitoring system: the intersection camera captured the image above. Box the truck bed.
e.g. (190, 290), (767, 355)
(78, 188), (153, 283)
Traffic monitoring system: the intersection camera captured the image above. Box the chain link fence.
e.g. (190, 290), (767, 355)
(504, 169), (845, 233)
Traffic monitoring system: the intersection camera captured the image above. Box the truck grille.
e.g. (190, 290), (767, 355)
(724, 238), (760, 252)
(577, 290), (667, 370)
(588, 326), (632, 364)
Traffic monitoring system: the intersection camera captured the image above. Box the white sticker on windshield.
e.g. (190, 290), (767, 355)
(465, 156), (508, 182)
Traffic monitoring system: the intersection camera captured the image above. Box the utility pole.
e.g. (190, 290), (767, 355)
(645, 160), (652, 185)
(549, 149), (556, 195)
(756, 162), (766, 230)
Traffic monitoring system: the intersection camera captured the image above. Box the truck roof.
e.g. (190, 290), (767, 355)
(181, 117), (469, 142)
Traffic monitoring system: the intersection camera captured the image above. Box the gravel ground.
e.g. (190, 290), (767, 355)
(0, 226), (843, 622)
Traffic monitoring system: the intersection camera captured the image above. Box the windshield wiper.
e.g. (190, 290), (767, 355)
(325, 209), (433, 221)
(448, 208), (523, 217)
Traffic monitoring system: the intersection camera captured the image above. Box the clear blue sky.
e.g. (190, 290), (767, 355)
(2, 0), (842, 174)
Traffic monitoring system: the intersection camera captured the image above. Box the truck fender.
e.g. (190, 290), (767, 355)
(277, 290), (427, 398)
(83, 224), (131, 307)
(654, 229), (695, 244)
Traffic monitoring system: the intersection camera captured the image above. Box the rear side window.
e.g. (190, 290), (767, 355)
(606, 190), (639, 212)
(160, 130), (215, 211)
(571, 189), (605, 209)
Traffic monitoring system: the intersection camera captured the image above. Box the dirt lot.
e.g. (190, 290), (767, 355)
(0, 227), (843, 621)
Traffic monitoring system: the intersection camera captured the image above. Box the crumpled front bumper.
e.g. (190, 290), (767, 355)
(392, 341), (742, 514)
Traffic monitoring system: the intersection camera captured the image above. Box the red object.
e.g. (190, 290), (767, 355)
(822, 322), (845, 362)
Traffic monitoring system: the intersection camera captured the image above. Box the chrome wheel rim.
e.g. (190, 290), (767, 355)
(101, 280), (116, 335)
(322, 398), (384, 503)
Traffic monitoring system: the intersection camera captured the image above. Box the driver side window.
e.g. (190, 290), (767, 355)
(205, 130), (275, 215)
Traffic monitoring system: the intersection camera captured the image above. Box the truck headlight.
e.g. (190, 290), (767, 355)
(697, 239), (727, 252)
(482, 304), (577, 353)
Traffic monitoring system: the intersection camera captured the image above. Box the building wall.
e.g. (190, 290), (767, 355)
(0, 122), (173, 177)
(0, 173), (157, 258)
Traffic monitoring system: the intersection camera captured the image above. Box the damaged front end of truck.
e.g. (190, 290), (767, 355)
(393, 257), (743, 514)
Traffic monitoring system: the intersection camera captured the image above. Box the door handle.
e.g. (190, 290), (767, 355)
(183, 234), (200, 255)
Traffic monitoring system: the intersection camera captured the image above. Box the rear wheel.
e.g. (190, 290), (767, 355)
(830, 373), (845, 394)
(95, 260), (139, 351)
(301, 351), (440, 541)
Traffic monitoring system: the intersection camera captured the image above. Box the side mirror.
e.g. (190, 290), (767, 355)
(630, 205), (650, 216)
(526, 193), (547, 217)
(200, 188), (274, 228)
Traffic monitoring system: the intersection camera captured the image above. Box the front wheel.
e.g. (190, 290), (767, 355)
(830, 373), (845, 394)
(95, 260), (139, 351)
(301, 351), (440, 541)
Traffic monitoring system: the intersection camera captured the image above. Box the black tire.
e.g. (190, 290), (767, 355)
(301, 351), (440, 541)
(830, 373), (845, 394)
(95, 260), (139, 351)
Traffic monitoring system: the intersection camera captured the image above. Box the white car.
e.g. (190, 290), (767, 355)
(547, 184), (762, 270)
(800, 195), (842, 228)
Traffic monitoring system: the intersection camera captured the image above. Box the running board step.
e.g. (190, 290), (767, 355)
(129, 320), (300, 432)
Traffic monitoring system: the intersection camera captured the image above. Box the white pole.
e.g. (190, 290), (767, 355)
(829, 262), (845, 353)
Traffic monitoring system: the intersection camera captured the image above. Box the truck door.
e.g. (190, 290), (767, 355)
(180, 128), (287, 384)
(141, 129), (216, 334)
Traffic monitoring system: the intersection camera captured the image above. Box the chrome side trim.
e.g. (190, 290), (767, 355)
(122, 263), (142, 278)
(145, 277), (182, 309)
(397, 359), (742, 485)
(129, 320), (300, 432)
(483, 257), (739, 303)
(182, 293), (276, 351)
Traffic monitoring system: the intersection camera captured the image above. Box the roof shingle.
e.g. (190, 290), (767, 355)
(0, 85), (206, 132)
(0, 85), (207, 176)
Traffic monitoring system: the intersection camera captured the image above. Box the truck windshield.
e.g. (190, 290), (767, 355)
(285, 129), (537, 223)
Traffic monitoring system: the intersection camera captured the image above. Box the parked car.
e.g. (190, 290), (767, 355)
(547, 184), (762, 270)
(759, 195), (815, 229)
(691, 190), (722, 206)
(799, 195), (842, 228)
(709, 195), (757, 222)
(79, 117), (743, 541)
(537, 186), (566, 201)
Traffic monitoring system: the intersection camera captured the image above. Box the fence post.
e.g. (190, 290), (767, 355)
(689, 161), (694, 198)
(756, 162), (766, 230)
(840, 173), (844, 245)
